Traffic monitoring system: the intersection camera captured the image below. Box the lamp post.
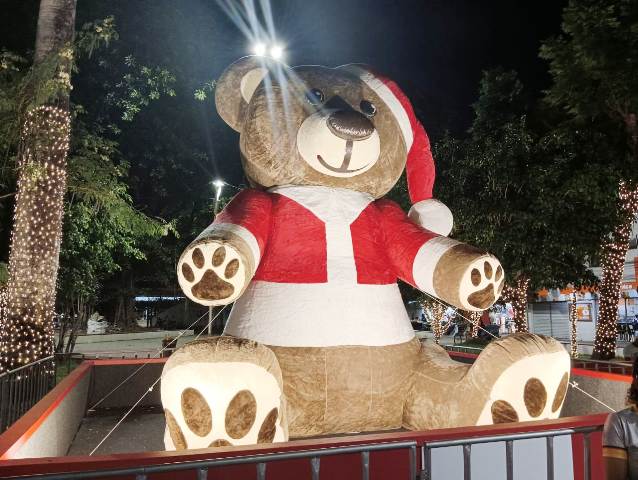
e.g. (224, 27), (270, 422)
(208, 179), (225, 336)
(213, 179), (225, 216)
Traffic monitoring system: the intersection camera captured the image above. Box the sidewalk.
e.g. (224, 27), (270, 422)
(70, 330), (196, 357)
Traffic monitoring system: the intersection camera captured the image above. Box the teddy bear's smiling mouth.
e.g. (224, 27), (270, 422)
(316, 140), (368, 174)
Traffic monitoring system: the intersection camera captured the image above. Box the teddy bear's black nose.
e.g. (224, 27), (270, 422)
(327, 110), (375, 141)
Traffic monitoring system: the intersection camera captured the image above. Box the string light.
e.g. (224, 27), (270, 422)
(0, 105), (71, 373)
(593, 181), (638, 360)
(469, 311), (481, 339)
(431, 302), (445, 344)
(502, 276), (530, 333)
(569, 293), (579, 358)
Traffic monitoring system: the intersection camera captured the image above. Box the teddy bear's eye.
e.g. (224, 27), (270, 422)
(360, 100), (377, 117)
(306, 88), (325, 105)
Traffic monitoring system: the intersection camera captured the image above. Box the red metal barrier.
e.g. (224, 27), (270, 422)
(0, 358), (615, 479)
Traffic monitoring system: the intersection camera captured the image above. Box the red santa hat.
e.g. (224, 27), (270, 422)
(341, 65), (453, 236)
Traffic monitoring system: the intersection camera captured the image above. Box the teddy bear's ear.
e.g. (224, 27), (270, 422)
(215, 56), (274, 132)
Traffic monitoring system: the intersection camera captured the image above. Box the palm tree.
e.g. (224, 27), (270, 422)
(0, 0), (77, 371)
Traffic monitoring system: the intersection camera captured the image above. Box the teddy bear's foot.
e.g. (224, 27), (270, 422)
(403, 333), (570, 431)
(160, 336), (288, 450)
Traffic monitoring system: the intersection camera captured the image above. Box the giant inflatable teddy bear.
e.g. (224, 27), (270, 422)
(160, 56), (570, 450)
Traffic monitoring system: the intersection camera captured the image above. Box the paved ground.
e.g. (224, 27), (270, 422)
(68, 408), (165, 456)
(71, 329), (630, 359)
(72, 333), (197, 358)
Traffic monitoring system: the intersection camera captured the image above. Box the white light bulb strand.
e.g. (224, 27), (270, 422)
(593, 181), (638, 359)
(0, 106), (71, 372)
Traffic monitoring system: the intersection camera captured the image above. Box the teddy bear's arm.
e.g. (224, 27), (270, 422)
(176, 189), (272, 305)
(377, 199), (504, 311)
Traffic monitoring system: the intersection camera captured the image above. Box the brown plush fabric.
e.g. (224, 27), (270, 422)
(523, 378), (547, 417)
(257, 408), (279, 443)
(212, 246), (226, 266)
(225, 390), (257, 439)
(239, 66), (407, 199)
(209, 439), (233, 447)
(552, 372), (569, 413)
(191, 269), (235, 300)
(491, 400), (519, 424)
(403, 334), (567, 430)
(164, 337), (284, 385)
(269, 338), (420, 437)
(180, 229), (256, 295)
(181, 263), (194, 282)
(433, 244), (494, 309)
(165, 408), (187, 450)
(215, 56), (276, 132)
(192, 247), (205, 268)
(181, 387), (212, 437)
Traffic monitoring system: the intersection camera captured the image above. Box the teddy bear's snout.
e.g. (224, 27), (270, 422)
(327, 110), (375, 141)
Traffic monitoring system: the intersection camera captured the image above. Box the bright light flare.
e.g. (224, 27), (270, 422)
(270, 44), (284, 60)
(253, 42), (267, 56)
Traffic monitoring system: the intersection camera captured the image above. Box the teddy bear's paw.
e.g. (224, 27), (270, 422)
(460, 254), (504, 310)
(177, 241), (247, 306)
(473, 335), (571, 425)
(161, 355), (287, 450)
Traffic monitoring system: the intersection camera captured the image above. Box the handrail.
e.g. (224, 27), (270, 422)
(2, 440), (418, 480)
(0, 356), (54, 379)
(423, 425), (600, 448)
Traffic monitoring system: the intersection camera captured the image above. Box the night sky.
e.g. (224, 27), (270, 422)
(1, 0), (568, 185)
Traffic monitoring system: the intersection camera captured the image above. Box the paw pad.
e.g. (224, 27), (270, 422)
(165, 387), (280, 450)
(178, 242), (246, 305)
(489, 373), (570, 424)
(465, 256), (504, 310)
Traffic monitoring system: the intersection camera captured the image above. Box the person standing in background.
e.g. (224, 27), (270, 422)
(603, 357), (638, 479)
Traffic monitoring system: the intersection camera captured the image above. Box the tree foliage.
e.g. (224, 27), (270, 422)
(540, 0), (638, 359)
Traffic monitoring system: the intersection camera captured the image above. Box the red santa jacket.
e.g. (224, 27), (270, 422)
(214, 186), (451, 289)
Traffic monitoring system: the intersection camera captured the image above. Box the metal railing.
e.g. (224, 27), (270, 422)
(444, 345), (482, 356)
(420, 425), (602, 480)
(3, 440), (418, 480)
(444, 345), (635, 376)
(572, 358), (633, 376)
(0, 356), (55, 432)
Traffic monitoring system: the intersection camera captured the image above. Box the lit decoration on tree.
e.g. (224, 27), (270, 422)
(469, 311), (481, 338)
(501, 275), (530, 333)
(569, 293), (579, 358)
(0, 106), (71, 372)
(593, 181), (638, 360)
(430, 303), (445, 344)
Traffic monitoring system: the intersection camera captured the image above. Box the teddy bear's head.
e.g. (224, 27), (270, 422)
(215, 56), (418, 198)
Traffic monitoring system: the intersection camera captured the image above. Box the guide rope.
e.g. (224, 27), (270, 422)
(88, 304), (229, 455)
(421, 291), (617, 412)
(88, 305), (228, 411)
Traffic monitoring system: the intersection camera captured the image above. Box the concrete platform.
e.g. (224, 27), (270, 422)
(68, 408), (165, 456)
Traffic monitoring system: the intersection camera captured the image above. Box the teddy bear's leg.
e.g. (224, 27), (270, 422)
(160, 336), (288, 450)
(403, 333), (570, 430)
(270, 339), (421, 438)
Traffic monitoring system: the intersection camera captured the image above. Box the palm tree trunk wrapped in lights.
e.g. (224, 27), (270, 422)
(569, 293), (578, 358)
(592, 181), (638, 360)
(469, 311), (481, 338)
(502, 275), (530, 333)
(431, 303), (445, 344)
(0, 0), (76, 372)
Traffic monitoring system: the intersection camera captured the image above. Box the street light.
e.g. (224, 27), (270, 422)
(209, 179), (225, 337)
(251, 41), (284, 60)
(213, 179), (225, 216)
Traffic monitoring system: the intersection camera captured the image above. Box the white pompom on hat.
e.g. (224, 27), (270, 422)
(341, 65), (454, 236)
